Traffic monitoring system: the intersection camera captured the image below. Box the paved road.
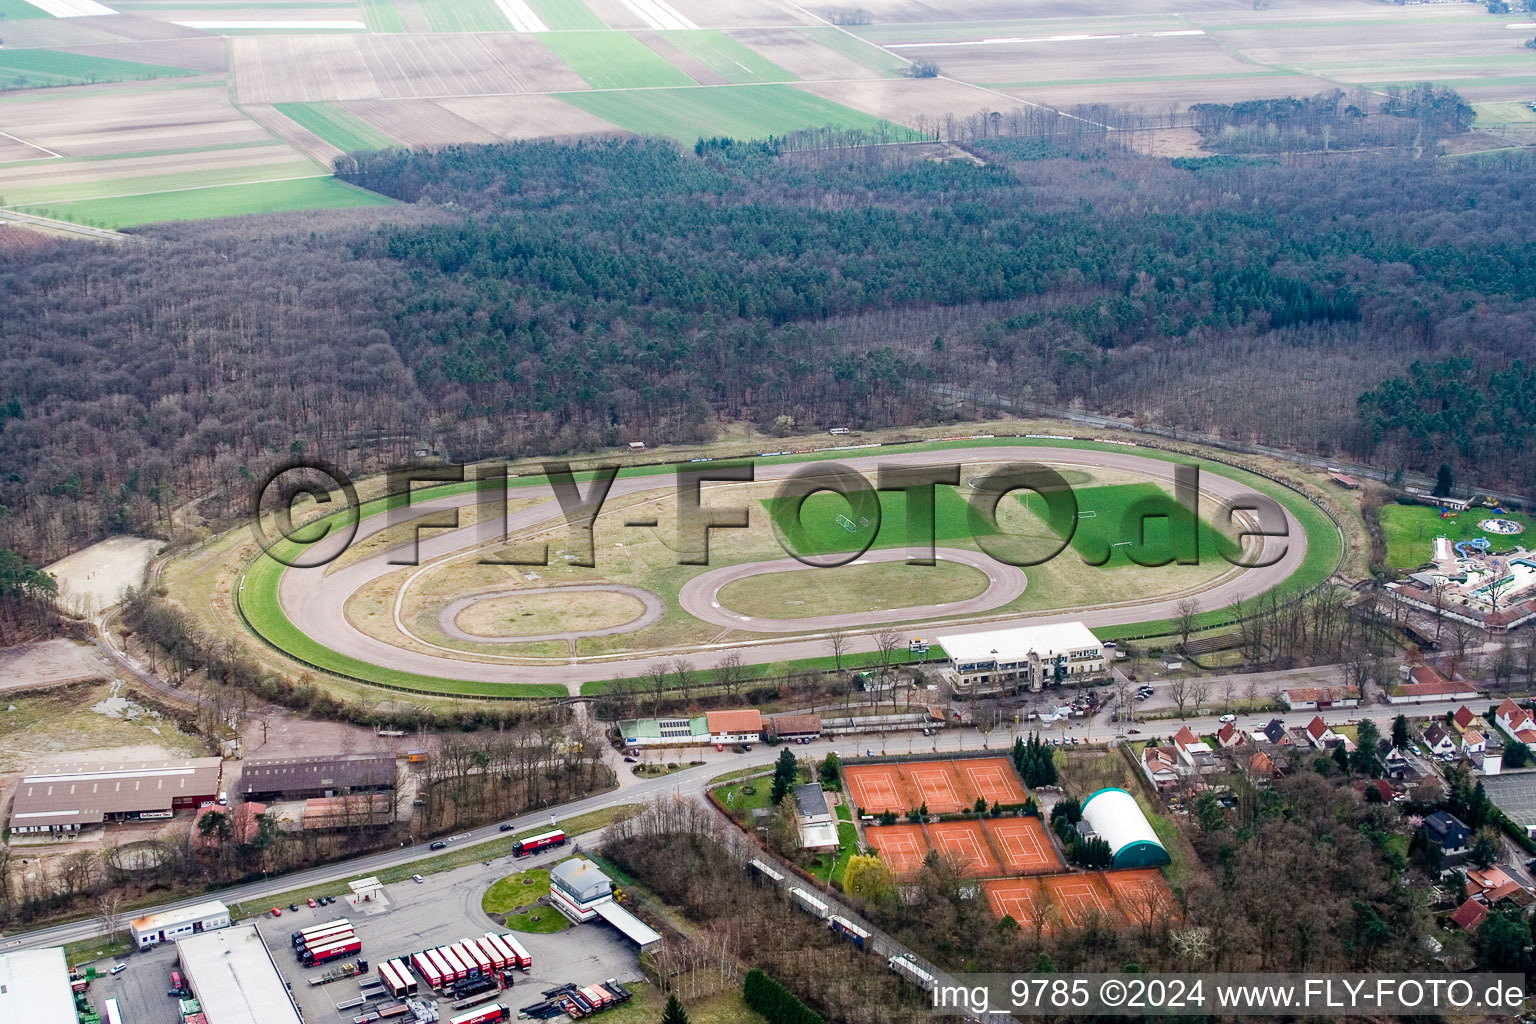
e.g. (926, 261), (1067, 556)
(273, 446), (1313, 691)
(5, 695), (1468, 954)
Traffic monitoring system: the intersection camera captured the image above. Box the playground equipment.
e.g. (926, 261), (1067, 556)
(1479, 518), (1524, 535)
(1455, 538), (1492, 558)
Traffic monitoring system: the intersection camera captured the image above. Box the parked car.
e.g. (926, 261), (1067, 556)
(109, 963), (127, 975)
(270, 907), (281, 917)
(412, 874), (425, 884)
(289, 903), (299, 912)
(307, 897), (318, 908)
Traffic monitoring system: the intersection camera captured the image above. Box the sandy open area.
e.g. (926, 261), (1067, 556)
(46, 536), (164, 616)
(0, 639), (111, 693)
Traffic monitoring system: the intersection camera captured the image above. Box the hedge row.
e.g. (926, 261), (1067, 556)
(743, 968), (825, 1024)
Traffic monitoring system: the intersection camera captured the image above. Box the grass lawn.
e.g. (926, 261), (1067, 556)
(482, 867), (552, 914)
(1019, 481), (1242, 568)
(1378, 503), (1533, 570)
(712, 778), (775, 822)
(274, 101), (399, 152)
(0, 49), (192, 89)
(524, 0), (604, 29)
(557, 84), (913, 144)
(504, 904), (571, 932)
(715, 558), (988, 619)
(63, 934), (135, 968)
(762, 484), (985, 557)
(1474, 101), (1536, 127)
(1137, 795), (1194, 890)
(807, 820), (859, 884)
(540, 31), (696, 89)
(666, 30), (797, 84)
(19, 177), (395, 229)
(600, 980), (767, 1024)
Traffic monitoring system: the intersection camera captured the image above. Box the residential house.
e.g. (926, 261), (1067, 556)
(1357, 779), (1397, 804)
(1215, 721), (1246, 749)
(1465, 865), (1535, 910)
(1423, 810), (1471, 861)
(1423, 722), (1458, 759)
(1452, 706), (1478, 733)
(1141, 746), (1180, 790)
(1462, 728), (1487, 756)
(1378, 742), (1430, 783)
(1494, 699), (1536, 751)
(1303, 716), (1339, 750)
(1245, 750), (1277, 786)
(1173, 726), (1217, 771)
(1449, 897), (1488, 933)
(1259, 719), (1293, 748)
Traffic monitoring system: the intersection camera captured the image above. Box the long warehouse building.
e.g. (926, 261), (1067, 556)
(0, 946), (76, 1024)
(177, 925), (303, 1024)
(9, 757), (223, 836)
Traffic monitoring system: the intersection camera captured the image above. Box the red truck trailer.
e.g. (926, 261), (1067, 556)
(411, 952), (444, 990)
(498, 933), (532, 970)
(511, 829), (565, 858)
(448, 1004), (508, 1024)
(303, 936), (362, 967)
(473, 935), (509, 971)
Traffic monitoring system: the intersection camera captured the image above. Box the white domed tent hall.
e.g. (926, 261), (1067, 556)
(1080, 787), (1171, 869)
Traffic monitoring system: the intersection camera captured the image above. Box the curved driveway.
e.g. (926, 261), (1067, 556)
(679, 547), (1026, 632)
(274, 447), (1312, 692)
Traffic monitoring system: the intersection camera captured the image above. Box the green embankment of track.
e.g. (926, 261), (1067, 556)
(240, 437), (1341, 700)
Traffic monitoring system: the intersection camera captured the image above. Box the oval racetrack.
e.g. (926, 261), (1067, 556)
(271, 446), (1313, 694)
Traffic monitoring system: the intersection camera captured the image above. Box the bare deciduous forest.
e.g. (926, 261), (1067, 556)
(3, 108), (1535, 564)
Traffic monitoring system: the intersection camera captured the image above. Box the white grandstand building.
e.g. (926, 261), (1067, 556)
(936, 621), (1106, 696)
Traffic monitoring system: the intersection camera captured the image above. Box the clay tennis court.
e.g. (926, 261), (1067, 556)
(902, 762), (968, 815)
(983, 817), (1063, 874)
(864, 824), (930, 875)
(1042, 872), (1123, 928)
(954, 757), (1029, 807)
(926, 819), (1000, 877)
(1103, 869), (1175, 923)
(845, 757), (1031, 817)
(982, 877), (1054, 933)
(843, 763), (911, 815)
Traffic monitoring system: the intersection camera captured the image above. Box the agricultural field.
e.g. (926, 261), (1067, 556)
(2, 0), (1529, 231)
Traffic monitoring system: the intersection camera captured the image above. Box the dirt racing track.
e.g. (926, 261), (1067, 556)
(264, 445), (1318, 694)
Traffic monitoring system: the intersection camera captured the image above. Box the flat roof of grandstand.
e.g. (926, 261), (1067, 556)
(179, 925), (303, 1024)
(11, 757), (222, 828)
(938, 622), (1102, 665)
(0, 947), (75, 1024)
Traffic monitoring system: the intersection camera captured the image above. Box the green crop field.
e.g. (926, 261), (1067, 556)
(540, 31), (697, 89)
(360, 0), (406, 32)
(418, 0), (512, 32)
(558, 84), (914, 143)
(524, 0), (603, 30)
(275, 102), (399, 153)
(667, 29), (797, 84)
(0, 0), (47, 18)
(1379, 503), (1533, 570)
(1474, 101), (1536, 126)
(1020, 482), (1243, 568)
(19, 176), (396, 229)
(0, 49), (193, 89)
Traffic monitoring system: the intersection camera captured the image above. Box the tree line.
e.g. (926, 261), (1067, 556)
(4, 95), (1536, 565)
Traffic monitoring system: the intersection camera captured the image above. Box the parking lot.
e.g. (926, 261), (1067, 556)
(76, 845), (644, 1024)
